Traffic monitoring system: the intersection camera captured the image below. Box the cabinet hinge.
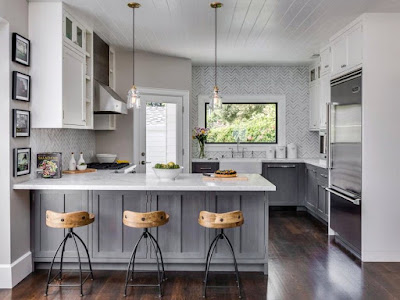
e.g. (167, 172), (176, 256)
(182, 106), (184, 113)
(182, 149), (184, 155)
(63, 110), (64, 120)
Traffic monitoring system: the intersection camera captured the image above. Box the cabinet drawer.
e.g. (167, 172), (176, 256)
(192, 162), (219, 173)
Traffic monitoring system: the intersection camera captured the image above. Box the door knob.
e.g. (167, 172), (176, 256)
(141, 161), (151, 165)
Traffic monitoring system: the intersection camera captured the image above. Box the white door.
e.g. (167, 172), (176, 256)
(63, 44), (86, 126)
(136, 95), (183, 173)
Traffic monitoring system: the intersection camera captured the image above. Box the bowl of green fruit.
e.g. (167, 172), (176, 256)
(152, 162), (183, 181)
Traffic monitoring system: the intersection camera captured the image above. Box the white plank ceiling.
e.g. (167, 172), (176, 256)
(32, 0), (400, 65)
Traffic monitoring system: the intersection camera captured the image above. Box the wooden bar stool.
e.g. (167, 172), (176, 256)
(45, 210), (95, 297)
(199, 210), (244, 298)
(123, 210), (169, 297)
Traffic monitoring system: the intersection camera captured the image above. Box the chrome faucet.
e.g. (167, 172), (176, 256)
(242, 148), (247, 158)
(228, 147), (234, 158)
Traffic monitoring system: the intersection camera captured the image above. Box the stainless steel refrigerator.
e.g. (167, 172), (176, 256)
(328, 69), (362, 256)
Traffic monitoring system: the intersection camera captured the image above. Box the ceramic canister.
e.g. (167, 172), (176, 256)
(276, 146), (286, 159)
(266, 148), (275, 159)
(287, 143), (298, 159)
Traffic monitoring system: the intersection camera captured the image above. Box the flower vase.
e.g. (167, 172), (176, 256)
(199, 141), (206, 159)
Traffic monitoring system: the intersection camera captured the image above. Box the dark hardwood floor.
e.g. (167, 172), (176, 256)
(2, 211), (400, 300)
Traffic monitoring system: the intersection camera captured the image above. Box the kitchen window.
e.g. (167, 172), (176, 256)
(197, 94), (286, 148)
(205, 103), (278, 144)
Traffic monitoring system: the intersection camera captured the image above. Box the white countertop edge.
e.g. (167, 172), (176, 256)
(13, 185), (276, 192)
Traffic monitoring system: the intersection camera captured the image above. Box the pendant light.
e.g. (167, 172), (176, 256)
(127, 2), (141, 109)
(210, 2), (223, 110)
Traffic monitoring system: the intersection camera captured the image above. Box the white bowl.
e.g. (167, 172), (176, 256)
(96, 154), (117, 163)
(152, 166), (184, 181)
(77, 164), (87, 171)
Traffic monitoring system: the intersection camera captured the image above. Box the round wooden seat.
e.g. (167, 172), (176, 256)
(123, 210), (169, 228)
(46, 210), (95, 229)
(198, 210), (244, 229)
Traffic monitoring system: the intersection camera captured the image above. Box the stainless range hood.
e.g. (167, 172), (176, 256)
(94, 80), (127, 114)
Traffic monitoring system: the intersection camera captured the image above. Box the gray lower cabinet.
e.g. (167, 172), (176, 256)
(32, 190), (89, 260)
(192, 162), (219, 173)
(92, 191), (148, 261)
(305, 165), (328, 222)
(149, 191), (207, 261)
(209, 192), (267, 261)
(262, 163), (303, 206)
(33, 190), (268, 272)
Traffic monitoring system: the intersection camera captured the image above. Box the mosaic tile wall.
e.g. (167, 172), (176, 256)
(30, 129), (96, 174)
(192, 66), (319, 159)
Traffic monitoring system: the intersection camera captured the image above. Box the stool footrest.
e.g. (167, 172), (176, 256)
(48, 272), (91, 287)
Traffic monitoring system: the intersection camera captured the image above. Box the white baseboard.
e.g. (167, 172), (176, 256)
(0, 251), (32, 288)
(362, 251), (400, 262)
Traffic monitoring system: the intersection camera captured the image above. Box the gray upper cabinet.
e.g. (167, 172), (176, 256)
(262, 163), (302, 206)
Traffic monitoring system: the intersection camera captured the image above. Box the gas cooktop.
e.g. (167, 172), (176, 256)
(87, 163), (130, 170)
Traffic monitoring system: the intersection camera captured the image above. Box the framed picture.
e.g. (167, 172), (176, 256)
(13, 109), (30, 137)
(14, 148), (31, 177)
(12, 33), (30, 66)
(12, 71), (30, 101)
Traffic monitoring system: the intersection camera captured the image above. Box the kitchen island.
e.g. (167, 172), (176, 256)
(14, 172), (275, 274)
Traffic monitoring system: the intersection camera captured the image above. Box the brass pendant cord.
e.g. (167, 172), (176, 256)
(214, 6), (217, 88)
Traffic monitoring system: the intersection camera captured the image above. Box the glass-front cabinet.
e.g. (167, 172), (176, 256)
(63, 11), (86, 53)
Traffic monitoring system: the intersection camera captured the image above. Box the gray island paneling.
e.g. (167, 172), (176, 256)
(16, 173), (275, 274)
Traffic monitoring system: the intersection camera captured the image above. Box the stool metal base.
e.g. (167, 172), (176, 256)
(124, 228), (166, 298)
(45, 229), (94, 297)
(203, 229), (242, 299)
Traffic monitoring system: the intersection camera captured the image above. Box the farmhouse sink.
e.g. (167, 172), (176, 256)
(219, 158), (262, 174)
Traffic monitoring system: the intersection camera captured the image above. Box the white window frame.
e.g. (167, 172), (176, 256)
(197, 94), (286, 151)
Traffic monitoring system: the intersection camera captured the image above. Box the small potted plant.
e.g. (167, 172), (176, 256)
(193, 127), (209, 159)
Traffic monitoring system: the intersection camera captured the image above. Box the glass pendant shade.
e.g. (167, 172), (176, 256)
(127, 85), (141, 109)
(211, 86), (222, 110)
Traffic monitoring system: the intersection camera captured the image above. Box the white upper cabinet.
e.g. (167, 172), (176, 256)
(29, 2), (93, 129)
(63, 45), (86, 126)
(330, 21), (363, 78)
(347, 25), (363, 68)
(331, 37), (348, 75)
(320, 46), (331, 75)
(319, 74), (331, 130)
(309, 81), (320, 131)
(63, 12), (86, 54)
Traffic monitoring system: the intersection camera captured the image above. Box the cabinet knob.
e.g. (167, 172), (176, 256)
(341, 64), (347, 68)
(324, 65), (329, 68)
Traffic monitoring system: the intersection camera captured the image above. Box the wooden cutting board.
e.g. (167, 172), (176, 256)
(202, 175), (248, 182)
(63, 168), (97, 174)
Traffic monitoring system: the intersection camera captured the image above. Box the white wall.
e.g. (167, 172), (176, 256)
(0, 0), (32, 288)
(95, 51), (192, 161)
(362, 13), (400, 261)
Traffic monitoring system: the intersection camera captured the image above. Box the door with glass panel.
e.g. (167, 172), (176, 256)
(137, 95), (183, 173)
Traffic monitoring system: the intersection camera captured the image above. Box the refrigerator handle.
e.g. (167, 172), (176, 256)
(326, 188), (361, 205)
(327, 102), (333, 169)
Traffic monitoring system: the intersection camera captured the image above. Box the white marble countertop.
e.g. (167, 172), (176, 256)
(192, 158), (328, 169)
(13, 172), (276, 192)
